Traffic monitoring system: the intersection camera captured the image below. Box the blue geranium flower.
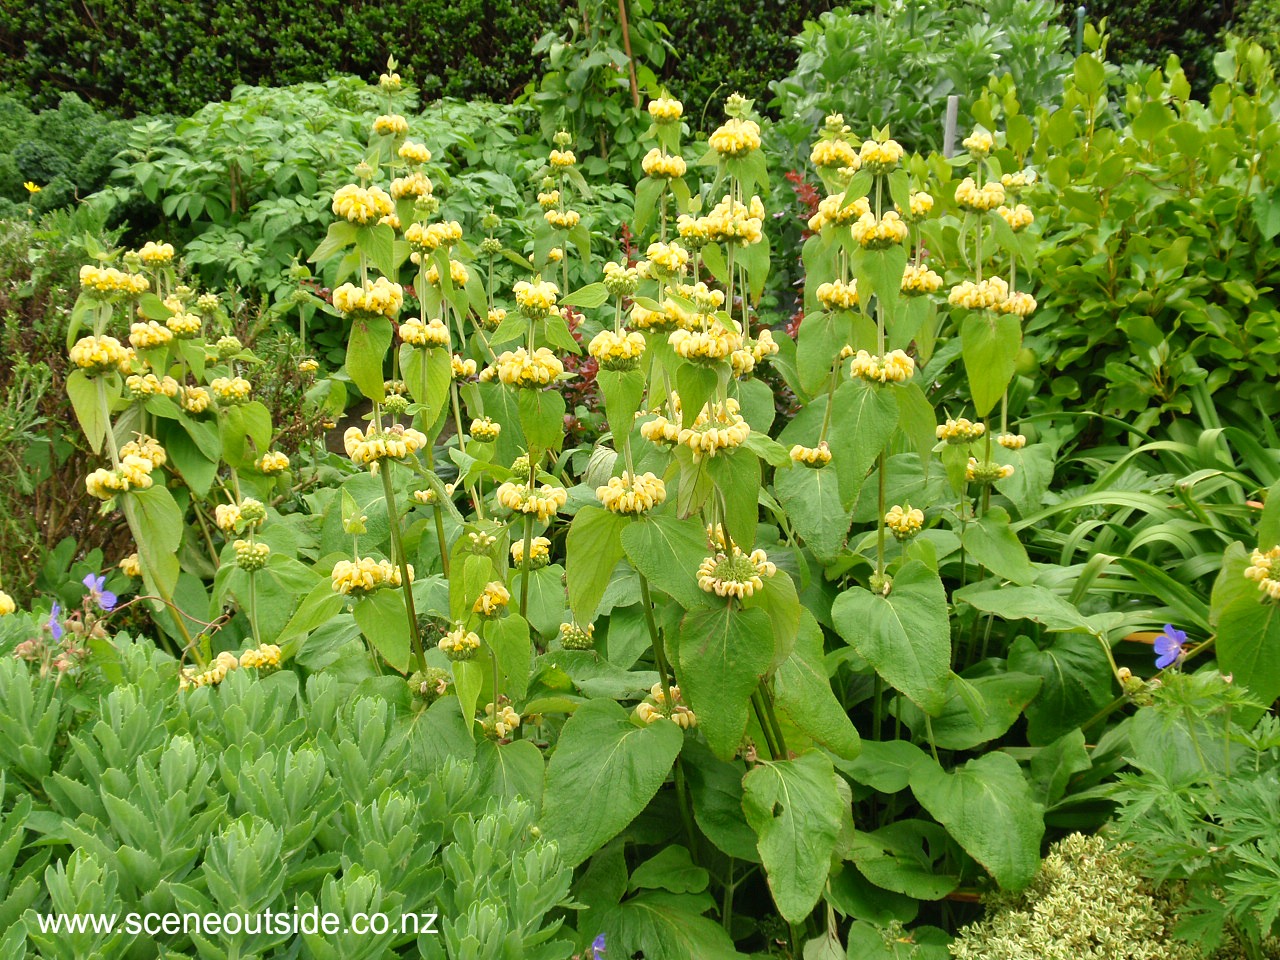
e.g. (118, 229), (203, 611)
(588, 934), (606, 959)
(48, 601), (63, 641)
(82, 573), (118, 612)
(1153, 624), (1188, 669)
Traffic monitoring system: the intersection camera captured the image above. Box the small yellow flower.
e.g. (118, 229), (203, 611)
(372, 114), (409, 137)
(513, 278), (560, 318)
(424, 258), (470, 288)
(343, 424), (428, 466)
(23, 181), (41, 194)
(816, 279), (858, 312)
(544, 209), (581, 231)
(596, 471), (666, 515)
(851, 210), (909, 249)
(210, 376), (253, 405)
(398, 141), (431, 165)
(998, 433), (1028, 450)
(473, 580), (511, 617)
(811, 138), (857, 169)
(1245, 546), (1280, 601)
(955, 177), (1006, 213)
(239, 643), (282, 671)
(884, 504), (924, 540)
(997, 204), (1034, 232)
(129, 320), (174, 350)
(256, 451), (290, 475)
(118, 553), (142, 578)
(641, 149), (687, 179)
(332, 277), (404, 319)
(180, 385), (211, 414)
(902, 264), (943, 296)
(709, 117), (762, 158)
(390, 171), (432, 200)
(331, 557), (411, 595)
(848, 349), (915, 384)
(439, 623), (481, 660)
(69, 335), (131, 375)
(645, 241), (690, 277)
(470, 417), (501, 442)
(966, 458), (1015, 484)
(559, 621), (595, 650)
(511, 536), (551, 568)
(549, 148), (577, 169)
(789, 441), (832, 468)
(697, 545), (776, 600)
(996, 291), (1037, 317)
(936, 418), (986, 444)
(494, 346), (564, 387)
(962, 129), (994, 157)
(859, 137), (904, 174)
(948, 276), (1009, 310)
(496, 481), (567, 523)
(484, 701), (522, 737)
(647, 96), (684, 123)
(0, 590), (15, 615)
(331, 183), (394, 224)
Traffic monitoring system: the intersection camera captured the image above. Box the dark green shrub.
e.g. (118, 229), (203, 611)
(0, 0), (565, 116)
(1071, 0), (1231, 94)
(1230, 0), (1280, 59)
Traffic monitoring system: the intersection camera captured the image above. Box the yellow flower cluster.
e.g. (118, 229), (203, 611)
(697, 545), (777, 600)
(1001, 170), (1037, 195)
(399, 316), (450, 348)
(234, 539), (271, 571)
(962, 129), (994, 156)
(214, 498), (265, 533)
(216, 335), (242, 357)
(816, 279), (859, 312)
(697, 195), (765, 246)
(511, 536), (551, 568)
(80, 265), (149, 298)
(452, 354), (478, 380)
(333, 277), (404, 319)
(549, 149), (576, 169)
(998, 433), (1027, 450)
(0, 590), (13, 616)
(470, 417), (501, 442)
(908, 191), (934, 219)
(559, 621), (595, 650)
(998, 204), (1034, 232)
(544, 207), (581, 231)
(398, 141), (431, 164)
(484, 308), (507, 331)
(790, 441), (832, 468)
(669, 321), (742, 364)
(439, 624), (481, 661)
(936, 418), (986, 443)
(494, 347), (564, 387)
(588, 329), (646, 370)
(129, 320), (174, 349)
(138, 241), (175, 265)
(196, 292), (220, 312)
(473, 580), (511, 617)
(884, 504), (925, 540)
(674, 281), (727, 315)
(851, 210), (909, 249)
(373, 113), (408, 136)
(256, 451), (289, 474)
(330, 556), (410, 595)
(709, 117), (762, 157)
(859, 137), (904, 173)
(636, 682), (697, 728)
(547, 247), (564, 265)
(596, 471), (666, 515)
(603, 261), (641, 298)
(1244, 547), (1280, 601)
(210, 376), (253, 404)
(966, 458), (1015, 483)
(120, 435), (166, 468)
(125, 373), (179, 398)
(405, 220), (462, 253)
(648, 96), (683, 123)
(181, 385), (211, 414)
(902, 264), (943, 295)
(513, 278), (560, 317)
(642, 149), (687, 179)
(69, 335), (131, 374)
(811, 138), (857, 169)
(645, 241), (690, 276)
(118, 553), (142, 578)
(239, 643), (282, 671)
(484, 702), (522, 738)
(751, 329), (779, 363)
(644, 398), (751, 460)
(997, 292), (1038, 317)
(166, 311), (202, 337)
(179, 651), (240, 691)
(955, 177), (1006, 213)
(538, 190), (561, 209)
(331, 183), (394, 224)
(424, 259), (469, 287)
(496, 481), (567, 523)
(85, 453), (156, 500)
(390, 171), (432, 200)
(807, 193), (870, 232)
(849, 349), (915, 384)
(343, 424), (428, 465)
(948, 276), (1009, 310)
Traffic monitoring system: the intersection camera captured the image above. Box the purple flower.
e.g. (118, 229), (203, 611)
(48, 602), (63, 641)
(82, 573), (117, 612)
(588, 934), (606, 959)
(1154, 624), (1188, 669)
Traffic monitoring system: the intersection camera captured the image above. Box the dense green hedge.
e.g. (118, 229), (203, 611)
(1067, 0), (1231, 91)
(655, 0), (836, 112)
(0, 0), (564, 114)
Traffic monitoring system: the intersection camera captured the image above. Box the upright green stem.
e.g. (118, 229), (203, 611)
(248, 570), (261, 646)
(759, 684), (789, 760)
(519, 513), (534, 619)
(381, 460), (426, 670)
